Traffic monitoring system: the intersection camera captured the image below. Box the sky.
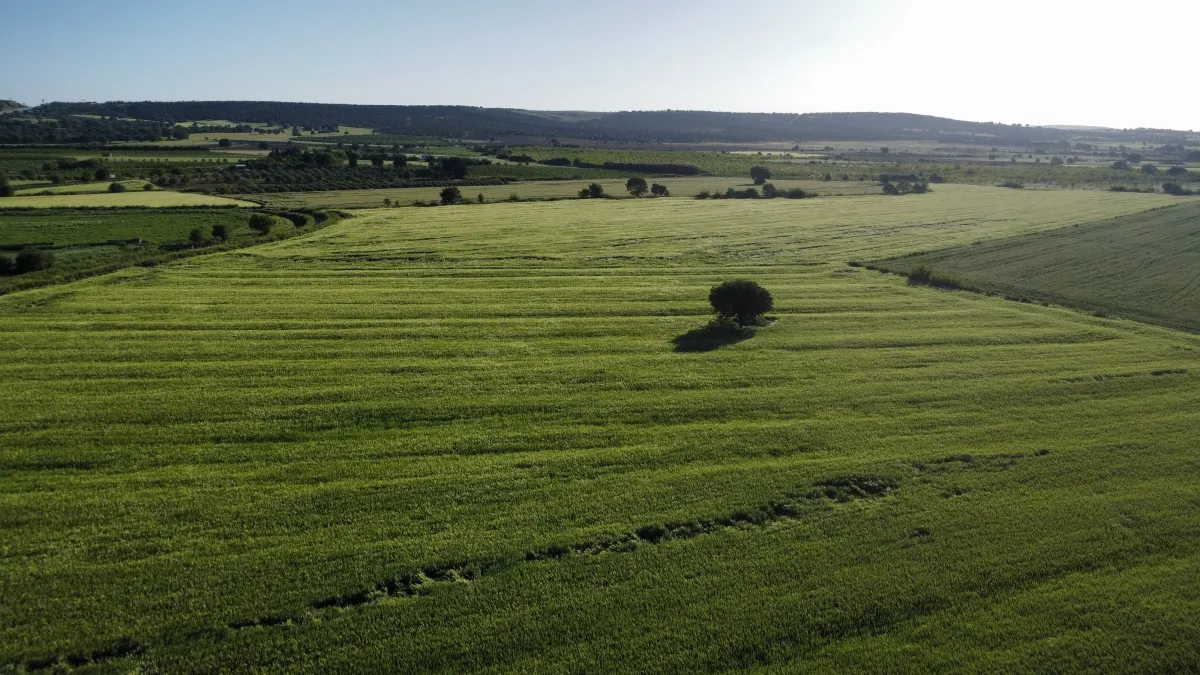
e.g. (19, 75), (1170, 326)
(2, 0), (1197, 130)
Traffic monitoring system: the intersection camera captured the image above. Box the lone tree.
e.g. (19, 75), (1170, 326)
(212, 224), (230, 241)
(0, 174), (12, 198)
(440, 186), (462, 205)
(587, 183), (605, 198)
(650, 183), (669, 197)
(626, 177), (648, 197)
(750, 166), (772, 185)
(249, 213), (273, 235)
(189, 228), (205, 247)
(709, 280), (773, 326)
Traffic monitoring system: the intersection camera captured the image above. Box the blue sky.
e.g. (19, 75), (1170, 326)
(2, 0), (1196, 130)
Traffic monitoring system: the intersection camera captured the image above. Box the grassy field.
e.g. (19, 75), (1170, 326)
(0, 191), (257, 209)
(0, 208), (316, 295)
(1, 186), (1198, 672)
(867, 200), (1200, 332)
(247, 177), (880, 209)
(14, 179), (152, 196)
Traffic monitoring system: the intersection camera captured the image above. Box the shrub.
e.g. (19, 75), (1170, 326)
(784, 188), (807, 199)
(695, 189), (712, 200)
(906, 264), (967, 290)
(249, 214), (273, 234)
(142, 182), (154, 191)
(218, 138), (231, 148)
(477, 193), (484, 203)
(440, 186), (462, 205)
(709, 279), (773, 326)
(761, 183), (779, 198)
(14, 248), (53, 274)
(625, 177), (648, 197)
(650, 183), (669, 197)
(1163, 181), (1194, 196)
(578, 187), (591, 199)
(1141, 164), (1159, 175)
(212, 224), (230, 241)
(1166, 166), (1188, 176)
(1111, 160), (1131, 170)
(108, 182), (127, 193)
(999, 180), (1025, 189)
(0, 255), (13, 275)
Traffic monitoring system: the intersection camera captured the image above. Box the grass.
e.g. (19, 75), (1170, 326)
(0, 185), (1197, 672)
(247, 177), (879, 209)
(0, 191), (257, 209)
(868, 200), (1200, 332)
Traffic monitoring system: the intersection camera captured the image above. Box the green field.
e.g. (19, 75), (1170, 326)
(248, 177), (880, 209)
(867, 200), (1200, 333)
(2, 185), (1198, 671)
(0, 191), (257, 209)
(14, 179), (152, 196)
(0, 208), (318, 295)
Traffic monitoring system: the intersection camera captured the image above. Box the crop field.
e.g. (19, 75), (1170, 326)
(505, 146), (1189, 188)
(248, 177), (880, 209)
(869, 200), (1200, 333)
(140, 126), (375, 147)
(0, 191), (257, 209)
(2, 185), (1198, 672)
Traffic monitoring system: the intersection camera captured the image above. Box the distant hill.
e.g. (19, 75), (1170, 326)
(27, 101), (1194, 145)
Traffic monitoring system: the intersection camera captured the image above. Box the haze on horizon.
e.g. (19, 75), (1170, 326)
(2, 0), (1197, 131)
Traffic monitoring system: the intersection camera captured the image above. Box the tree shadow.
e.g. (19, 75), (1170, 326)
(671, 322), (756, 353)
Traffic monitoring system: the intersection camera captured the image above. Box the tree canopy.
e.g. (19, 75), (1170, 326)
(709, 280), (773, 327)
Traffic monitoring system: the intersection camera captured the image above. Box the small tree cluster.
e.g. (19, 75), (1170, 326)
(0, 248), (54, 276)
(108, 182), (127, 193)
(1162, 181), (1195, 196)
(882, 180), (930, 195)
(578, 183), (605, 198)
(650, 183), (669, 197)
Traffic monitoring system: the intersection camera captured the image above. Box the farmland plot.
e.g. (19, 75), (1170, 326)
(0, 186), (1197, 672)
